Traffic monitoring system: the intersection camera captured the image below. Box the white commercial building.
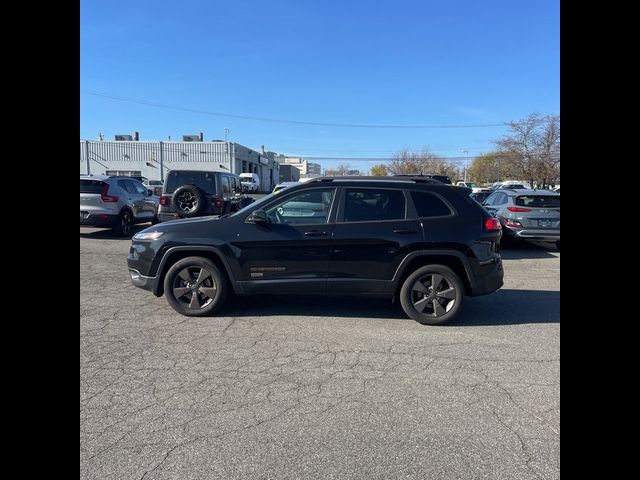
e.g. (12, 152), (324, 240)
(80, 139), (280, 192)
(274, 156), (322, 178)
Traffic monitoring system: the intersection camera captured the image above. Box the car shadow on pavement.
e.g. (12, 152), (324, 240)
(500, 241), (559, 259)
(221, 289), (559, 326)
(79, 225), (149, 240)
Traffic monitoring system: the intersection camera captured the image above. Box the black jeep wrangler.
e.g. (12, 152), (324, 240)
(129, 176), (503, 325)
(157, 170), (254, 222)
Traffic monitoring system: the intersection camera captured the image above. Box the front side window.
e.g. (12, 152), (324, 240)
(343, 188), (406, 222)
(265, 188), (335, 225)
(131, 181), (148, 195)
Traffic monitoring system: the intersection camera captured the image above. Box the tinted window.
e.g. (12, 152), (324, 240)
(117, 179), (137, 194)
(265, 188), (335, 224)
(344, 189), (406, 222)
(165, 171), (217, 194)
(131, 180), (148, 195)
(410, 191), (452, 217)
(516, 195), (560, 208)
(80, 180), (104, 194)
(221, 176), (231, 194)
(483, 193), (498, 206)
(496, 193), (508, 205)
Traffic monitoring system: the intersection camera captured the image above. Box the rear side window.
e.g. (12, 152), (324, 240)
(165, 171), (217, 194)
(221, 176), (231, 194)
(344, 189), (406, 222)
(516, 195), (560, 208)
(410, 191), (453, 217)
(80, 180), (104, 194)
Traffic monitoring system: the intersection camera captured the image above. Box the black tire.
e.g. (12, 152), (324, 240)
(171, 185), (207, 218)
(555, 240), (560, 251)
(112, 209), (133, 237)
(399, 264), (464, 325)
(163, 257), (228, 316)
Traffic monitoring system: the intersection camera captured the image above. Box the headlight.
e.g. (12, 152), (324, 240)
(133, 231), (165, 241)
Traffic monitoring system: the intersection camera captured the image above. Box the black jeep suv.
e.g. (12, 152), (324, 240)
(128, 177), (504, 325)
(157, 170), (254, 222)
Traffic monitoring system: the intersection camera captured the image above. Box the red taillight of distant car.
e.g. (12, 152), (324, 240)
(212, 198), (224, 208)
(100, 184), (119, 203)
(484, 218), (502, 231)
(507, 206), (532, 212)
(159, 196), (170, 206)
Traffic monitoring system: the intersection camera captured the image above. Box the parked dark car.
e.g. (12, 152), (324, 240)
(128, 176), (504, 325)
(482, 189), (560, 249)
(157, 170), (254, 222)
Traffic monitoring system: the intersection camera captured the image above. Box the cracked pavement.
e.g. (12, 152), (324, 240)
(81, 227), (559, 479)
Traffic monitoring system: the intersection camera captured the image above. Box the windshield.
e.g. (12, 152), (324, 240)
(228, 192), (276, 217)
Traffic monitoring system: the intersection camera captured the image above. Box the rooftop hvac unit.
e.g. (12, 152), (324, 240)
(115, 134), (133, 141)
(183, 135), (201, 142)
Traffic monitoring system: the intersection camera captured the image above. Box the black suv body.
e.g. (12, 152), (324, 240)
(128, 177), (503, 325)
(157, 170), (254, 222)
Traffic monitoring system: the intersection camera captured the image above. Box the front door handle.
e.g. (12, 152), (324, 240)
(304, 230), (327, 237)
(393, 228), (418, 234)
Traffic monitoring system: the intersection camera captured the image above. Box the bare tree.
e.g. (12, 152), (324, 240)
(388, 148), (460, 181)
(494, 113), (560, 187)
(469, 151), (520, 185)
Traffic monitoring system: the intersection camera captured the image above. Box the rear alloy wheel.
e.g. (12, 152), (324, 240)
(112, 210), (132, 237)
(400, 265), (464, 325)
(163, 257), (227, 316)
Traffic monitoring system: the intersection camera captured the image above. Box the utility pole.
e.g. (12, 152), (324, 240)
(85, 140), (90, 174)
(463, 150), (469, 182)
(224, 128), (229, 142)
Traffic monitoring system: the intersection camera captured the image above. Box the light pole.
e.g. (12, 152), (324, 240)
(463, 150), (469, 182)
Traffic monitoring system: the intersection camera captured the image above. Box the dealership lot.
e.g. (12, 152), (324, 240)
(81, 226), (559, 479)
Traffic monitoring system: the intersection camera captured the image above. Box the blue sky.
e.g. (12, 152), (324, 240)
(80, 0), (559, 172)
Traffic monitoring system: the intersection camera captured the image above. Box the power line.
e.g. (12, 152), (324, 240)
(81, 89), (515, 129)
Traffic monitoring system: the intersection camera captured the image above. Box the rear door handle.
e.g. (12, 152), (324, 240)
(304, 230), (327, 237)
(393, 228), (418, 234)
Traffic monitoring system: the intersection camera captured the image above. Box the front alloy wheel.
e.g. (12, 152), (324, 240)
(163, 257), (227, 316)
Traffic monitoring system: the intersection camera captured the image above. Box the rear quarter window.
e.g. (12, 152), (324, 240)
(410, 191), (453, 217)
(80, 180), (104, 194)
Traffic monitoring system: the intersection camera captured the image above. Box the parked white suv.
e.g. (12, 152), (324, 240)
(239, 173), (260, 193)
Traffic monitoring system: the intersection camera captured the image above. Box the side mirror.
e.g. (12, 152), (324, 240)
(247, 209), (268, 224)
(147, 189), (153, 196)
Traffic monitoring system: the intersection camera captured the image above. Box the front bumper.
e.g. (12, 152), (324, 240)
(128, 268), (158, 293)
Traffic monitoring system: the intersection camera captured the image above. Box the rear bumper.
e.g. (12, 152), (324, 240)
(469, 257), (504, 296)
(128, 268), (158, 294)
(80, 212), (118, 227)
(512, 229), (560, 241)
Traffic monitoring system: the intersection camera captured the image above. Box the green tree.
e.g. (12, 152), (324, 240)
(370, 164), (388, 176)
(469, 151), (519, 185)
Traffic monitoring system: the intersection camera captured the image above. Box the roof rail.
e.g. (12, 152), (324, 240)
(303, 176), (443, 184)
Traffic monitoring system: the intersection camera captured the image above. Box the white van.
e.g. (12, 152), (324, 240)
(239, 173), (260, 193)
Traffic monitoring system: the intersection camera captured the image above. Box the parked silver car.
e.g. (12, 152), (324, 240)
(482, 188), (560, 248)
(80, 175), (159, 236)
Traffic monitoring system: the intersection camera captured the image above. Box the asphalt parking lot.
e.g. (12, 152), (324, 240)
(80, 225), (559, 480)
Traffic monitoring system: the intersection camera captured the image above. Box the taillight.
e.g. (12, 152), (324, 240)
(507, 206), (531, 212)
(212, 198), (224, 208)
(484, 218), (502, 231)
(100, 184), (119, 203)
(159, 196), (170, 206)
(502, 217), (523, 228)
